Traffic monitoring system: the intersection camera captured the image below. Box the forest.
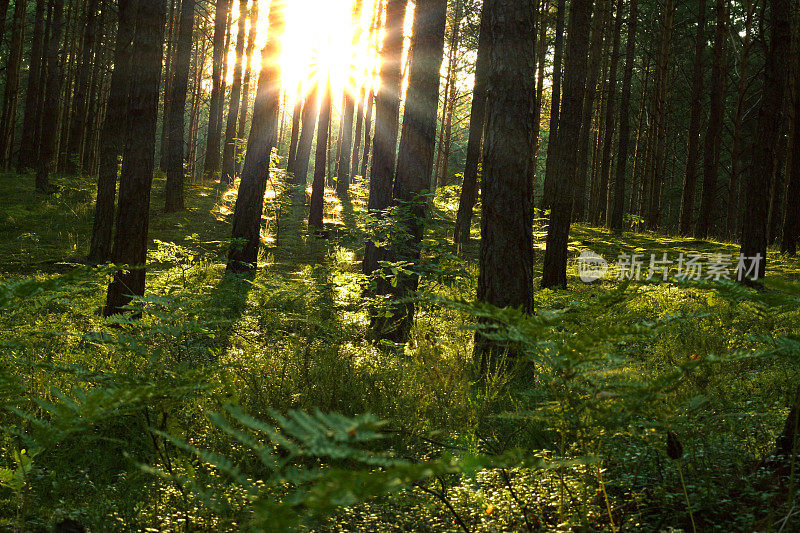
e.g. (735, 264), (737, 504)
(0, 0), (799, 529)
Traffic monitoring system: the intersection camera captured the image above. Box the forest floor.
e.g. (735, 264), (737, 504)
(2, 170), (800, 531)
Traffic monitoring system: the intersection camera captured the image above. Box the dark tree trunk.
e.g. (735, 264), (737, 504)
(696, 0), (727, 239)
(453, 0), (492, 245)
(371, 0), (447, 344)
(158, 0), (178, 172)
(203, 0), (230, 180)
(35, 0), (64, 192)
(0, 0), (9, 43)
(236, 0), (258, 171)
(740, 0), (790, 281)
(782, 61), (799, 256)
(291, 82), (319, 185)
(227, 0), (284, 271)
(573, 0), (609, 222)
(593, 0), (622, 226)
(351, 84), (366, 178)
(335, 0), (364, 197)
(541, 0), (594, 289)
(362, 0), (408, 276)
(221, 0), (248, 185)
(88, 0), (137, 263)
(65, 0), (100, 174)
(164, 0), (195, 212)
(360, 87), (374, 178)
(17, 0), (47, 172)
(531, 0), (549, 206)
(309, 78), (333, 230)
(0, 0), (27, 167)
(540, 0), (567, 210)
(286, 84), (302, 172)
(104, 0), (167, 316)
(608, 0), (639, 231)
(474, 0), (538, 373)
(678, 0), (706, 235)
(768, 124), (788, 244)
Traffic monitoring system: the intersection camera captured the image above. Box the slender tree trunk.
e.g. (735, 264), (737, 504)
(203, 0), (231, 180)
(782, 50), (800, 256)
(541, 0), (567, 210)
(593, 0), (622, 226)
(0, 0), (27, 168)
(573, 0), (609, 222)
(291, 82), (319, 186)
(362, 0), (408, 277)
(531, 0), (549, 205)
(727, 0), (753, 240)
(453, 0), (492, 245)
(158, 0), (178, 171)
(361, 87), (374, 178)
(678, 0), (706, 235)
(286, 83), (302, 173)
(646, 0), (675, 230)
(17, 0), (47, 172)
(541, 0), (594, 289)
(236, 0), (258, 169)
(35, 0), (64, 192)
(309, 77), (333, 230)
(608, 0), (639, 231)
(372, 0), (447, 343)
(767, 121), (788, 244)
(740, 0), (790, 281)
(227, 0), (285, 271)
(474, 0), (538, 374)
(436, 2), (462, 188)
(696, 0), (727, 238)
(221, 0), (248, 185)
(164, 0), (195, 212)
(104, 0), (167, 316)
(335, 0), (364, 197)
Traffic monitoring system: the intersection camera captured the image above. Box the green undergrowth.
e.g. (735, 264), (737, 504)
(1, 173), (799, 531)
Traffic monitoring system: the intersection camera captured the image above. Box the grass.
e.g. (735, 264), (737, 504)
(1, 171), (800, 531)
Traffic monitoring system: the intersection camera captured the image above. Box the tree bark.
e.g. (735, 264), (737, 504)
(286, 83), (302, 173)
(309, 78), (333, 230)
(291, 82), (319, 185)
(678, 0), (706, 235)
(227, 0), (284, 271)
(335, 0), (364, 197)
(474, 0), (538, 372)
(740, 0), (790, 281)
(372, 0), (447, 343)
(88, 0), (137, 262)
(453, 0), (493, 245)
(696, 0), (727, 238)
(104, 0), (167, 315)
(542, 0), (594, 289)
(164, 0), (196, 212)
(608, 0), (639, 231)
(782, 56), (799, 256)
(203, 0), (231, 180)
(362, 0), (408, 277)
(236, 0), (258, 172)
(220, 0), (248, 185)
(17, 0), (47, 172)
(0, 0), (27, 168)
(34, 0), (64, 192)
(541, 0), (567, 210)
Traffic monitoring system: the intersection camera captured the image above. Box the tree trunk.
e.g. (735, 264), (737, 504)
(593, 0), (622, 226)
(286, 83), (302, 173)
(88, 0), (136, 262)
(435, 2), (462, 188)
(360, 87), (374, 178)
(17, 0), (47, 172)
(474, 0), (538, 373)
(34, 0), (64, 192)
(291, 82), (319, 186)
(0, 0), (27, 168)
(221, 0), (248, 185)
(371, 0), (447, 344)
(678, 0), (706, 235)
(573, 0), (609, 222)
(541, 0), (567, 210)
(309, 78), (333, 230)
(541, 0), (594, 289)
(740, 0), (790, 281)
(608, 0), (639, 231)
(362, 0), (408, 277)
(227, 0), (284, 271)
(531, 0), (549, 206)
(696, 0), (727, 238)
(453, 0), (492, 245)
(781, 54), (799, 256)
(158, 0), (178, 172)
(646, 0), (675, 230)
(164, 0), (195, 212)
(104, 0), (167, 316)
(236, 0), (258, 172)
(768, 126), (788, 244)
(335, 0), (364, 197)
(203, 0), (231, 180)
